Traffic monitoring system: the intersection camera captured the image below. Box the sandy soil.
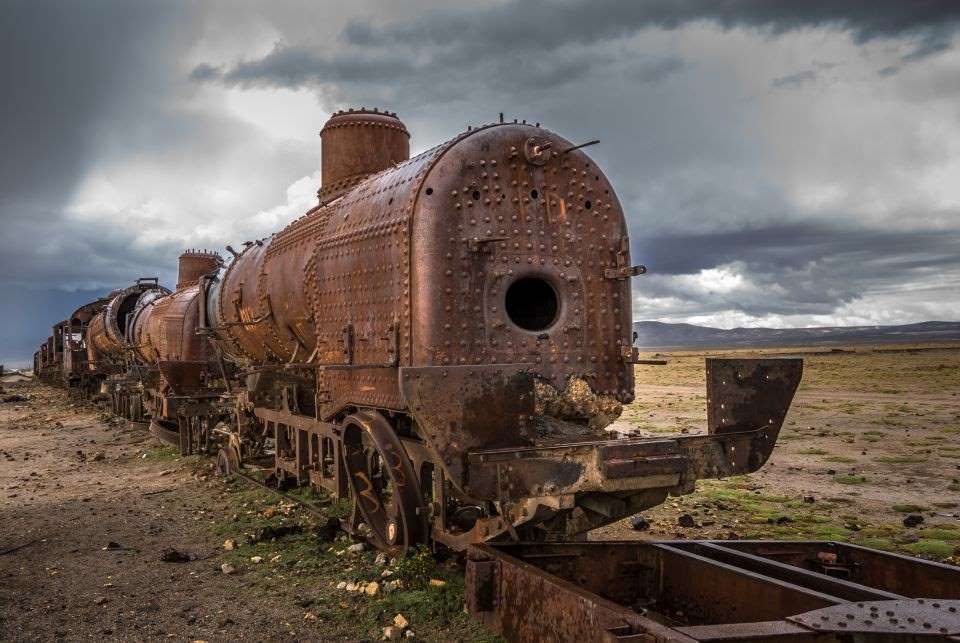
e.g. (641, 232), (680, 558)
(0, 384), (335, 642)
(1, 343), (957, 640)
(595, 344), (960, 559)
(0, 382), (491, 643)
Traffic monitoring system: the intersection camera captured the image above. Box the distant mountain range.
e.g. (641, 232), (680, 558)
(633, 320), (960, 349)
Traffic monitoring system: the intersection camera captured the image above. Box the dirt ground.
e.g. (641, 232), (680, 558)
(1, 342), (958, 641)
(0, 383), (491, 642)
(597, 343), (960, 561)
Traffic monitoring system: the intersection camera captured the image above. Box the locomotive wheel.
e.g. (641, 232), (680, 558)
(216, 445), (241, 477)
(342, 410), (425, 554)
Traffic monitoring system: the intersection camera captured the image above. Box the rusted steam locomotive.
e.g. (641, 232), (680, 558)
(36, 109), (802, 553)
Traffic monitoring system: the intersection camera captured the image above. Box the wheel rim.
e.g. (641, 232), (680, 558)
(342, 410), (424, 553)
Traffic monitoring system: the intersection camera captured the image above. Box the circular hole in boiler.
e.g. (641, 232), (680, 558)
(472, 190), (481, 201)
(584, 200), (592, 210)
(505, 277), (559, 331)
(530, 188), (539, 200)
(425, 187), (433, 195)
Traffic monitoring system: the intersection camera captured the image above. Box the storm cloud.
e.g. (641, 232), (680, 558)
(2, 0), (960, 363)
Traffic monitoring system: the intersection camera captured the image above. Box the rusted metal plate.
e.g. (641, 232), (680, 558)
(400, 364), (536, 487)
(706, 358), (802, 435)
(789, 599), (960, 636)
(467, 540), (960, 642)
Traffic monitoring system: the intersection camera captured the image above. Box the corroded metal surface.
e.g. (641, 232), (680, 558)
(467, 541), (960, 642)
(36, 107), (811, 555)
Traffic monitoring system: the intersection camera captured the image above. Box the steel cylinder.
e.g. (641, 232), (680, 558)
(319, 108), (409, 201)
(176, 250), (221, 290)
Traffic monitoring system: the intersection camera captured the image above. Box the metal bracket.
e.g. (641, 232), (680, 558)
(468, 236), (508, 253)
(605, 264), (646, 280)
(622, 347), (667, 365)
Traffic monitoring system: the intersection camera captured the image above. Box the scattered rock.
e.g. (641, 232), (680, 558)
(844, 523), (861, 532)
(375, 552), (388, 566)
(159, 548), (191, 563)
(102, 541), (122, 551)
(394, 614), (409, 629)
(221, 563), (236, 575)
(93, 596), (107, 605)
(405, 631), (415, 639)
(250, 524), (303, 543)
(428, 579), (447, 588)
(316, 517), (341, 541)
(677, 514), (696, 528)
(365, 581), (380, 596)
(91, 451), (105, 462)
(250, 556), (264, 564)
(803, 496), (816, 504)
(382, 626), (403, 640)
(384, 579), (402, 592)
(903, 514), (925, 528)
(303, 612), (317, 622)
(336, 581), (347, 590)
(630, 516), (650, 531)
(223, 539), (237, 551)
(346, 542), (366, 556)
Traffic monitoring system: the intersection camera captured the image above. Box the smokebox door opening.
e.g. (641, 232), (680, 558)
(505, 277), (559, 331)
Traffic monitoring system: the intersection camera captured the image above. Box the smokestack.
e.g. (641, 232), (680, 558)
(319, 108), (410, 202)
(177, 249), (221, 290)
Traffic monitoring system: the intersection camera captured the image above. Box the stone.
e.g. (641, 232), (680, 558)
(428, 579), (447, 587)
(404, 631), (415, 639)
(903, 514), (925, 528)
(393, 614), (409, 629)
(303, 612), (317, 622)
(250, 556), (264, 564)
(223, 539), (237, 551)
(336, 581), (347, 590)
(382, 626), (402, 640)
(375, 552), (388, 566)
(159, 548), (190, 563)
(221, 563), (236, 575)
(629, 516), (650, 531)
(677, 514), (696, 528)
(346, 542), (365, 554)
(365, 581), (380, 596)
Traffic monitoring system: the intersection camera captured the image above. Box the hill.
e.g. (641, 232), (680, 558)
(633, 320), (960, 348)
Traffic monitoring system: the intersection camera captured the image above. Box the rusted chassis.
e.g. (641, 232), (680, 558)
(465, 540), (960, 641)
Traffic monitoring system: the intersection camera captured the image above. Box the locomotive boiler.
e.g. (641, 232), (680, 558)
(37, 108), (803, 553)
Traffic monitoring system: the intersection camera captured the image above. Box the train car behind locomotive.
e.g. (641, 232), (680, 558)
(199, 108), (803, 552)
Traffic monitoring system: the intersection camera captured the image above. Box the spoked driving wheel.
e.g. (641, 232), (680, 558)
(342, 410), (425, 554)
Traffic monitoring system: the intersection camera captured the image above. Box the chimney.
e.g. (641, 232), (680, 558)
(319, 108), (410, 202)
(177, 249), (221, 290)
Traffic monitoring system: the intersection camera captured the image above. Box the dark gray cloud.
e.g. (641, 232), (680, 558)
(194, 1), (960, 95)
(633, 223), (960, 316)
(194, 0), (960, 94)
(3, 0), (960, 364)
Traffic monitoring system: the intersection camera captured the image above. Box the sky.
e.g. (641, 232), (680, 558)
(2, 0), (960, 365)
